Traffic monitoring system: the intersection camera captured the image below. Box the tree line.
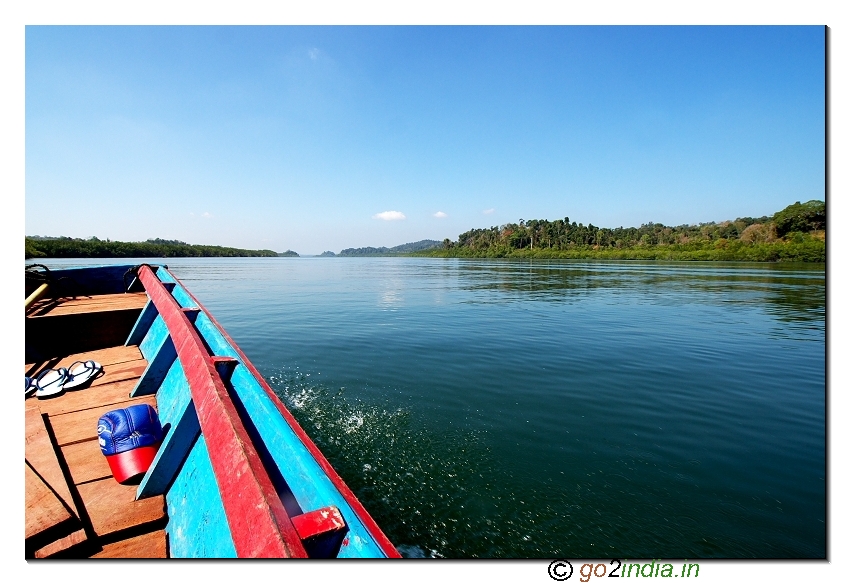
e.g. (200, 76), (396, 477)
(415, 200), (825, 262)
(25, 236), (280, 259)
(335, 239), (441, 256)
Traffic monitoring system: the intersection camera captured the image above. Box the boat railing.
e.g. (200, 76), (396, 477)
(130, 265), (321, 557)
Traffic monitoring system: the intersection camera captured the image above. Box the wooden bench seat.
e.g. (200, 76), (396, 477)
(27, 292), (148, 318)
(26, 293), (149, 360)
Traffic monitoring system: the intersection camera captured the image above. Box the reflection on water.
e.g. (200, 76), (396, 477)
(30, 258), (825, 558)
(435, 260), (825, 327)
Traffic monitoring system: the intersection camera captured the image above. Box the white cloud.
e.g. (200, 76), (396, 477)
(433, 211), (448, 218)
(201, 212), (213, 219)
(372, 210), (406, 221)
(483, 208), (495, 215)
(308, 48), (319, 60)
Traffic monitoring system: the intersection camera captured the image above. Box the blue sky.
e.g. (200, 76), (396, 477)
(25, 25), (824, 255)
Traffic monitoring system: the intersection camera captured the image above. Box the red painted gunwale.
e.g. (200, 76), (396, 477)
(137, 266), (308, 558)
(162, 266), (401, 558)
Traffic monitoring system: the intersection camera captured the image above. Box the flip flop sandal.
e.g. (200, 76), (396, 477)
(25, 376), (37, 398)
(35, 367), (68, 399)
(64, 360), (103, 390)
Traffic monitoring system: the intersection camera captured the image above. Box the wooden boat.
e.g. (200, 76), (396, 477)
(25, 263), (401, 558)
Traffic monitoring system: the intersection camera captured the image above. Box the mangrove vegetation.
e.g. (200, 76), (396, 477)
(25, 237), (281, 259)
(414, 200), (825, 262)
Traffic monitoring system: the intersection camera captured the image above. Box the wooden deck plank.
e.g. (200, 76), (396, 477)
(27, 345), (144, 378)
(25, 400), (77, 515)
(27, 293), (148, 318)
(26, 297), (91, 317)
(33, 529), (89, 558)
(62, 439), (112, 485)
(36, 377), (139, 417)
(25, 463), (73, 540)
(50, 395), (157, 447)
(87, 359), (147, 387)
(42, 292), (146, 307)
(77, 478), (166, 538)
(57, 345), (145, 368)
(92, 530), (168, 558)
(39, 298), (146, 318)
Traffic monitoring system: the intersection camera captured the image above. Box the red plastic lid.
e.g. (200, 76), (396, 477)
(105, 445), (159, 484)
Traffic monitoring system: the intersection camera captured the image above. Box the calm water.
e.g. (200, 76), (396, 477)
(32, 258), (825, 558)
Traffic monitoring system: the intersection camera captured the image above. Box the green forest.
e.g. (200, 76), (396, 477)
(414, 200), (825, 262)
(25, 237), (281, 259)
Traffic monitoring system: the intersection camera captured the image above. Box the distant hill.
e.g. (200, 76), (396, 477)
(338, 239), (441, 257)
(338, 246), (391, 256)
(390, 240), (442, 252)
(278, 250), (300, 257)
(319, 251), (336, 257)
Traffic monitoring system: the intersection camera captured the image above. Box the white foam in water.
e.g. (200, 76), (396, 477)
(288, 388), (315, 410)
(265, 364), (497, 557)
(343, 413), (364, 434)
